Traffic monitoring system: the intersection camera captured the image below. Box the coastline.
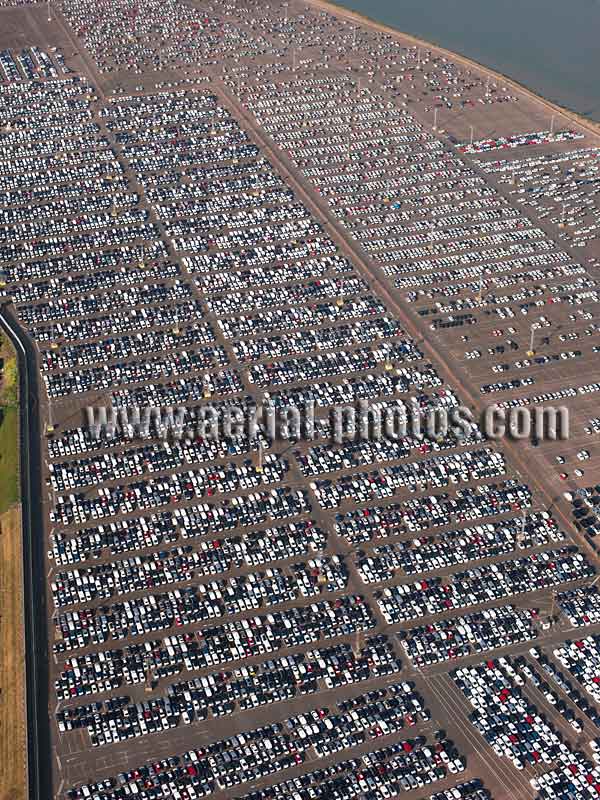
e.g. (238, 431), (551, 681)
(307, 0), (600, 142)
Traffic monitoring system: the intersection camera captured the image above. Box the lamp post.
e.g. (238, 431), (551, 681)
(527, 323), (536, 357)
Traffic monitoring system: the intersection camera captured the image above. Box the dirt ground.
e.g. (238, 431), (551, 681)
(0, 504), (26, 800)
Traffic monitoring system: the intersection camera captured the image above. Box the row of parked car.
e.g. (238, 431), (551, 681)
(376, 546), (593, 624)
(57, 635), (402, 746)
(553, 636), (600, 706)
(49, 455), (290, 527)
(484, 146), (600, 250)
(48, 432), (275, 492)
(5, 65), (590, 800)
(50, 513), (323, 567)
(525, 647), (597, 731)
(232, 316), (405, 363)
(217, 293), (387, 340)
(68, 729), (467, 800)
(41, 321), (216, 373)
(399, 605), (538, 665)
(356, 511), (564, 581)
(238, 72), (600, 481)
(206, 275), (367, 316)
(557, 586), (600, 626)
(297, 429), (482, 481)
(457, 129), (584, 154)
(248, 342), (422, 389)
(311, 449), (506, 508)
(453, 659), (600, 798)
(54, 595), (377, 700)
(65, 681), (457, 798)
(335, 479), (532, 542)
(46, 394), (258, 457)
(264, 365), (443, 410)
(52, 556), (349, 647)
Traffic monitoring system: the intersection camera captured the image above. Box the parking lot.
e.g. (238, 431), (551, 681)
(2, 1), (600, 799)
(234, 59), (600, 517)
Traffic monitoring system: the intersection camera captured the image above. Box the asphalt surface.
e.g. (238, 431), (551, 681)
(2, 2), (600, 800)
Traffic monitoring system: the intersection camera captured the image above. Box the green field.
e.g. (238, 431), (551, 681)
(0, 331), (24, 800)
(1, 354), (17, 406)
(0, 333), (19, 513)
(0, 504), (26, 800)
(0, 405), (18, 513)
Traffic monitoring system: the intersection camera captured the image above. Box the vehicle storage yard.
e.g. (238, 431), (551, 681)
(3, 2), (600, 800)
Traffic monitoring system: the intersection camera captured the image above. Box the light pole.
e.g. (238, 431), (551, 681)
(46, 393), (54, 435)
(559, 202), (567, 228)
(353, 628), (363, 658)
(516, 510), (527, 548)
(469, 125), (474, 146)
(527, 323), (536, 357)
(255, 439), (263, 473)
(433, 107), (438, 130)
(477, 274), (485, 303)
(549, 590), (557, 624)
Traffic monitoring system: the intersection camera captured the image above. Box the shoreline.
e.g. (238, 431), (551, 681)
(307, 0), (600, 142)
